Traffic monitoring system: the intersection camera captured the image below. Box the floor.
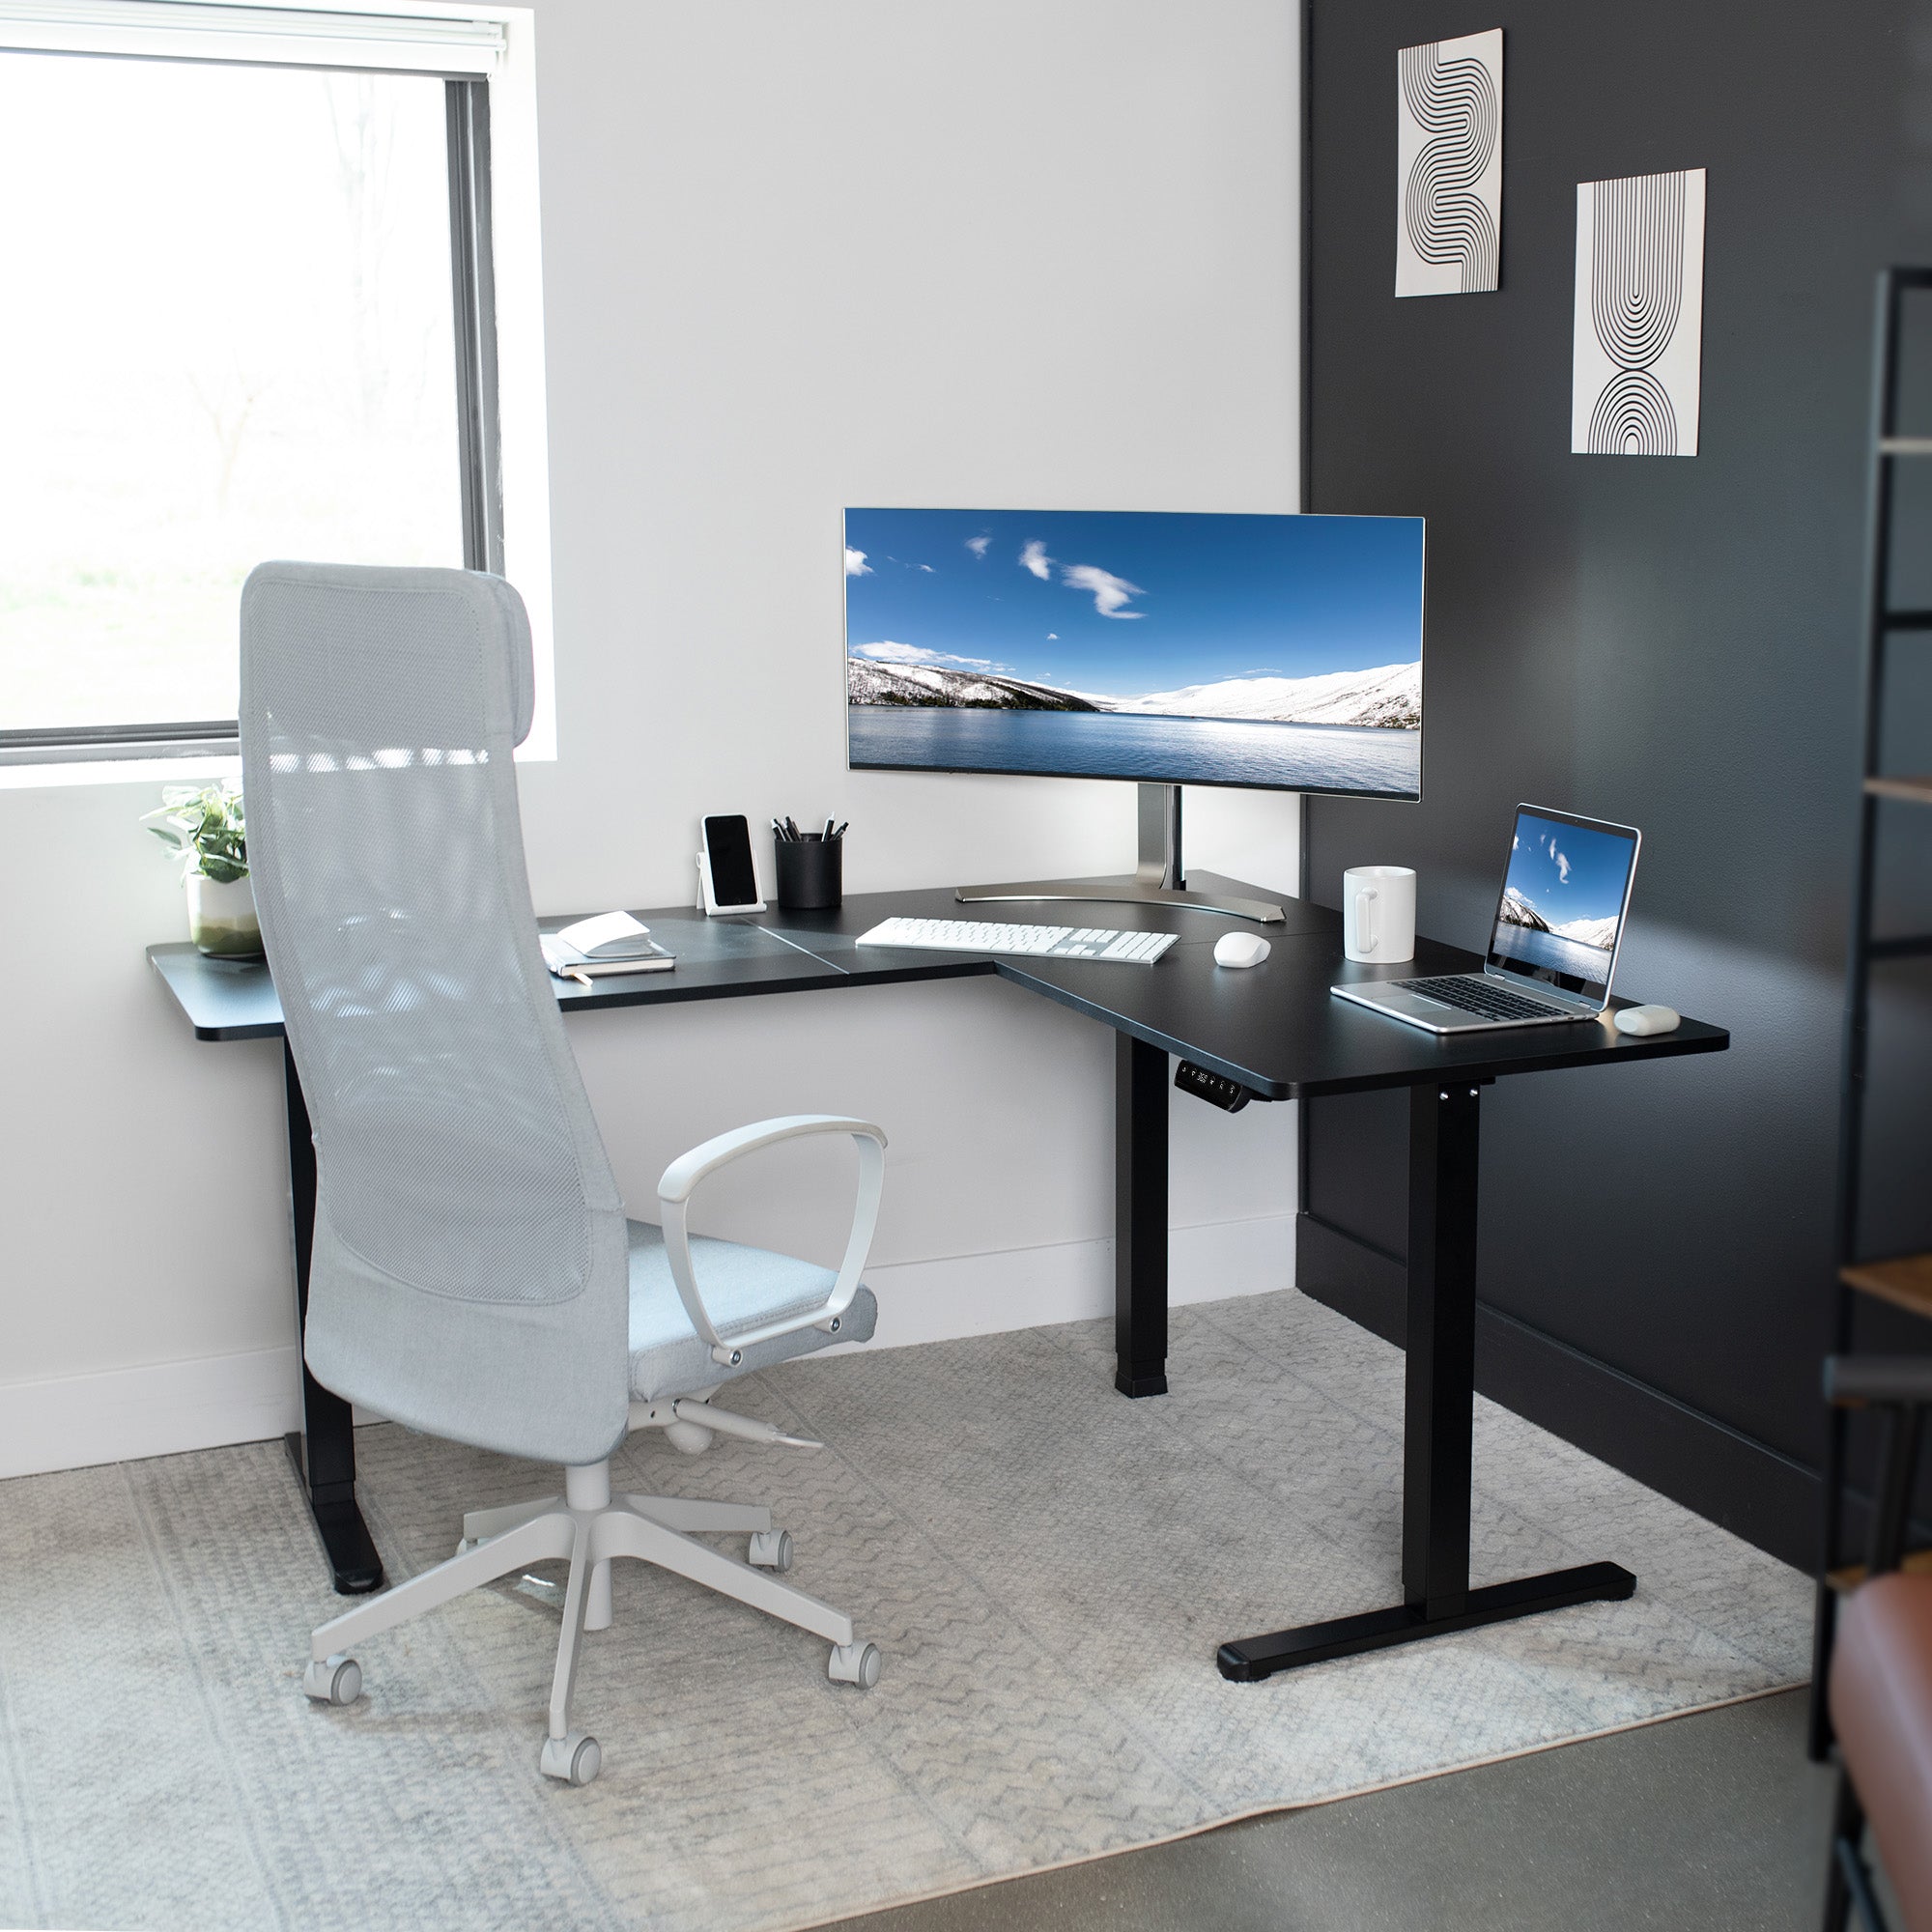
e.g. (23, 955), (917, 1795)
(0, 1293), (1815, 1932)
(824, 1689), (1840, 1932)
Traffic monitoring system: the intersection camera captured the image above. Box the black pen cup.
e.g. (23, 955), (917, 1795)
(775, 835), (843, 910)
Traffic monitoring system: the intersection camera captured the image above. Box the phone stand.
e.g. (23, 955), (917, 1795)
(696, 851), (765, 917)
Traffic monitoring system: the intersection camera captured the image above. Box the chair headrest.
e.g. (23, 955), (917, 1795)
(241, 562), (536, 750)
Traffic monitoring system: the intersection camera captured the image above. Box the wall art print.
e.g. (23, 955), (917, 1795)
(1395, 27), (1502, 298)
(1571, 168), (1707, 456)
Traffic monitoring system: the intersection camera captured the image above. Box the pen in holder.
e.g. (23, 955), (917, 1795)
(774, 831), (843, 910)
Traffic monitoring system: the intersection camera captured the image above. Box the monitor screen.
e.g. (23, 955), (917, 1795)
(843, 508), (1426, 798)
(1488, 808), (1641, 999)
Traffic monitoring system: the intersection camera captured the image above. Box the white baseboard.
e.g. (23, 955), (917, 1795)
(0, 1345), (303, 1483)
(862, 1212), (1294, 1350)
(0, 1214), (1295, 1480)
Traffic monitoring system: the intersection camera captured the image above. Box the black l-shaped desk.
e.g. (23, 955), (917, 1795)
(149, 872), (1726, 1683)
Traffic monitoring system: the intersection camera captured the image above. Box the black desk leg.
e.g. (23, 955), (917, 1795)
(281, 1042), (384, 1596)
(1216, 1081), (1634, 1681)
(1115, 1034), (1169, 1398)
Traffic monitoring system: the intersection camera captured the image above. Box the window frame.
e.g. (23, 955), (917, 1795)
(0, 1), (549, 775)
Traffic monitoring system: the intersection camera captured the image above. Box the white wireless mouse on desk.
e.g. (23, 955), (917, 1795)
(1612, 1004), (1681, 1036)
(1214, 932), (1271, 970)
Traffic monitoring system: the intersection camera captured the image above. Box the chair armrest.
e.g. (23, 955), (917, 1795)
(660, 1115), (884, 1201)
(657, 1115), (888, 1366)
(1826, 1356), (1932, 1408)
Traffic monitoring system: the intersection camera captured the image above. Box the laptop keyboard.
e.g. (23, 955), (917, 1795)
(1396, 975), (1577, 1021)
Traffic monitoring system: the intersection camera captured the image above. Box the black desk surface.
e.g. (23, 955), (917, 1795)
(149, 870), (1727, 1099)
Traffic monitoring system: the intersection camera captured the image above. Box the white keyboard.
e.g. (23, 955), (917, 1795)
(855, 916), (1178, 965)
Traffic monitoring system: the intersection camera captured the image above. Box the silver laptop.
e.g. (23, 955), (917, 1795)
(1331, 806), (1640, 1035)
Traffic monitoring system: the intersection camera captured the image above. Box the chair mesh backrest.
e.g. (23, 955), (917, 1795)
(240, 565), (622, 1371)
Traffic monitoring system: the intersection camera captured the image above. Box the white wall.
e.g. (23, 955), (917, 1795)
(0, 0), (1303, 1479)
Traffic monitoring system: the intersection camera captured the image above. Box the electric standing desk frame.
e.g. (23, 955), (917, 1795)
(151, 874), (1725, 1678)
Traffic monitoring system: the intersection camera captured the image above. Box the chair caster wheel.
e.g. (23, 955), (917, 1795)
(540, 1731), (602, 1786)
(828, 1641), (881, 1689)
(749, 1529), (794, 1572)
(302, 1654), (362, 1706)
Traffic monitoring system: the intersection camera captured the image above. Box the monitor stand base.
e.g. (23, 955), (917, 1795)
(954, 784), (1287, 925)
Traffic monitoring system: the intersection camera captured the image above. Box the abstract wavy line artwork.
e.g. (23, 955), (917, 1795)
(1395, 27), (1502, 298)
(1572, 168), (1707, 457)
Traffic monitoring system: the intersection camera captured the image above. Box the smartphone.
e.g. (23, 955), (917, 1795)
(702, 814), (762, 911)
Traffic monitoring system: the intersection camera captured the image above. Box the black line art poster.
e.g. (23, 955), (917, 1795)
(1396, 28), (1502, 298)
(1572, 169), (1707, 456)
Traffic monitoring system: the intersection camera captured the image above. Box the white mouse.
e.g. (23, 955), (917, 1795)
(1214, 932), (1271, 970)
(1612, 1004), (1681, 1036)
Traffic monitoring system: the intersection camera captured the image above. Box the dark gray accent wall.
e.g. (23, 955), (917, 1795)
(1302, 0), (1932, 1567)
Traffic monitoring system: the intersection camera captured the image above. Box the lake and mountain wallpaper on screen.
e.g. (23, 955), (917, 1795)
(843, 507), (1426, 796)
(1492, 812), (1636, 981)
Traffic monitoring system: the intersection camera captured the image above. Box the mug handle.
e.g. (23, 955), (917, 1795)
(1352, 887), (1378, 955)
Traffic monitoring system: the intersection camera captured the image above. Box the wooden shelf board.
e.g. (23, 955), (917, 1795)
(1828, 1548), (1932, 1594)
(1840, 1253), (1932, 1319)
(1865, 775), (1932, 804)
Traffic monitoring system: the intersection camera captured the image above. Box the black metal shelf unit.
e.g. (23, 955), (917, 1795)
(1808, 266), (1932, 1759)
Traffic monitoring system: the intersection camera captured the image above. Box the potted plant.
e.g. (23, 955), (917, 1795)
(144, 782), (263, 958)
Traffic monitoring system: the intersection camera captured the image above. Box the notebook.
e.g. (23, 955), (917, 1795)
(540, 910), (676, 981)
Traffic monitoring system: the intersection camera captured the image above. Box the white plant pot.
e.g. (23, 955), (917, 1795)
(185, 870), (263, 959)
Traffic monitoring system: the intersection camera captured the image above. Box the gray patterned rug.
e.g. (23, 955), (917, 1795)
(0, 1290), (1808, 1932)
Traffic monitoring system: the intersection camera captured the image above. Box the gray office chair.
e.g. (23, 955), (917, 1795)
(240, 561), (886, 1787)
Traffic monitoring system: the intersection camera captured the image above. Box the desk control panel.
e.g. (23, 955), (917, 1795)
(1175, 1061), (1258, 1113)
(856, 917), (1178, 965)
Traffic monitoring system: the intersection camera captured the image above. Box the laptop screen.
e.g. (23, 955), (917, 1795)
(1487, 807), (1640, 1003)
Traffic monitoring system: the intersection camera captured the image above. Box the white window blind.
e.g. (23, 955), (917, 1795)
(0, 0), (505, 73)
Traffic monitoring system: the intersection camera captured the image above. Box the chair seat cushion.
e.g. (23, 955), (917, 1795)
(1831, 1572), (1932, 1932)
(626, 1220), (876, 1402)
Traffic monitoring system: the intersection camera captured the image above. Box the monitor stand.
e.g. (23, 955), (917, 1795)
(955, 783), (1287, 924)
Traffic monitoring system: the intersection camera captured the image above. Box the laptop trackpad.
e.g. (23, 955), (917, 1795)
(1385, 988), (1487, 1027)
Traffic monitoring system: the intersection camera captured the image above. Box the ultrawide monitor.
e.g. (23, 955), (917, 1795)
(843, 508), (1425, 799)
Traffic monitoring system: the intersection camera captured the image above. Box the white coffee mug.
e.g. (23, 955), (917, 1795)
(1343, 866), (1417, 964)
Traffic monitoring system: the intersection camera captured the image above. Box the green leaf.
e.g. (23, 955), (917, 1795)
(143, 781), (246, 872)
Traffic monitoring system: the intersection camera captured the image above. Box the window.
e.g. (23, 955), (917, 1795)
(0, 3), (549, 768)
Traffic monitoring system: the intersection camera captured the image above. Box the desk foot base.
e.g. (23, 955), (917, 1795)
(1215, 1561), (1636, 1682)
(284, 1432), (385, 1596)
(1115, 1370), (1168, 1399)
